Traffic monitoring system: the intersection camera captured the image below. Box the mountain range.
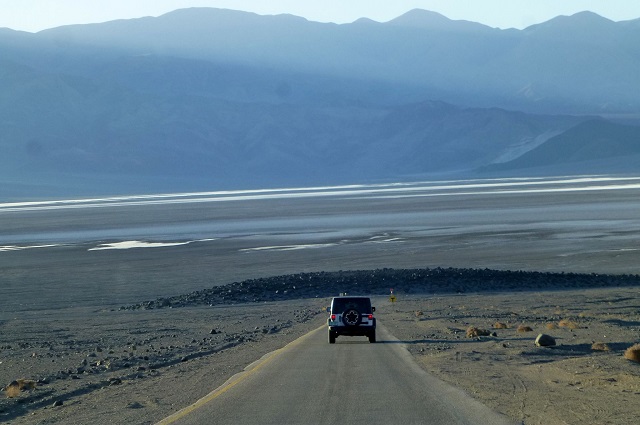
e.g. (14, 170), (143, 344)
(1, 8), (639, 198)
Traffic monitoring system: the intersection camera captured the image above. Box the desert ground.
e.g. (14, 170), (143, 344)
(383, 289), (640, 425)
(1, 177), (640, 424)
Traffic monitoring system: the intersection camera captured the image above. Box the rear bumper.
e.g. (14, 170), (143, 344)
(329, 326), (375, 337)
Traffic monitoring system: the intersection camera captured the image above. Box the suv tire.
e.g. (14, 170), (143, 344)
(343, 309), (361, 327)
(368, 330), (376, 343)
(328, 330), (336, 344)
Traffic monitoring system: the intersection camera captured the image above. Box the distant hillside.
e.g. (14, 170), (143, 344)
(0, 67), (586, 197)
(1, 8), (639, 198)
(483, 120), (640, 172)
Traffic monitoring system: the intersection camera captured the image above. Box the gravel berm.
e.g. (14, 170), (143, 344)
(121, 267), (640, 310)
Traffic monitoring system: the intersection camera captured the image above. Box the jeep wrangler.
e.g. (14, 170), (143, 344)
(327, 296), (376, 343)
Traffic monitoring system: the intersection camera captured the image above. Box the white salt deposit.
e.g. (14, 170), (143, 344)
(2, 176), (640, 213)
(0, 244), (60, 252)
(240, 243), (337, 252)
(88, 238), (216, 251)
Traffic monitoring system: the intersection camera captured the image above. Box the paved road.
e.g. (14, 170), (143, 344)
(158, 324), (516, 425)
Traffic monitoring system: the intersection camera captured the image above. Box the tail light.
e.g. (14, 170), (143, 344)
(331, 314), (336, 321)
(368, 314), (373, 320)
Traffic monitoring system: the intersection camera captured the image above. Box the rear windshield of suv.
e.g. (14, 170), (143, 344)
(332, 298), (372, 314)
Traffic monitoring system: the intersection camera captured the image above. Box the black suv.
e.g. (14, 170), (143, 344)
(327, 296), (376, 343)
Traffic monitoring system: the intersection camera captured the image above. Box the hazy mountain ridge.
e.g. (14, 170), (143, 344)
(27, 8), (640, 113)
(1, 8), (639, 198)
(5, 8), (640, 113)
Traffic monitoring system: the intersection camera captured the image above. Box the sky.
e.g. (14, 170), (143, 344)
(1, 0), (640, 33)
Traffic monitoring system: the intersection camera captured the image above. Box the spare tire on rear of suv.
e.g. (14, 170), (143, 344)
(343, 309), (361, 326)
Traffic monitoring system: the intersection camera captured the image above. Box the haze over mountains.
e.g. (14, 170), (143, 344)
(1, 8), (639, 198)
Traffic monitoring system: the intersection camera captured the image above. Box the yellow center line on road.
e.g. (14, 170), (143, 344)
(156, 325), (326, 425)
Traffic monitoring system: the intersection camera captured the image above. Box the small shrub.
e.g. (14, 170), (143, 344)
(414, 310), (424, 317)
(5, 384), (20, 399)
(4, 379), (36, 398)
(466, 327), (491, 338)
(558, 319), (579, 329)
(591, 342), (610, 352)
(494, 322), (508, 329)
(546, 323), (558, 330)
(624, 344), (640, 363)
(517, 325), (534, 333)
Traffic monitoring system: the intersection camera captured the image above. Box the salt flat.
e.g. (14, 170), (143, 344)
(1, 176), (640, 312)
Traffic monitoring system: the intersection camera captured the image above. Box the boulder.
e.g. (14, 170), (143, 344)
(535, 334), (556, 347)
